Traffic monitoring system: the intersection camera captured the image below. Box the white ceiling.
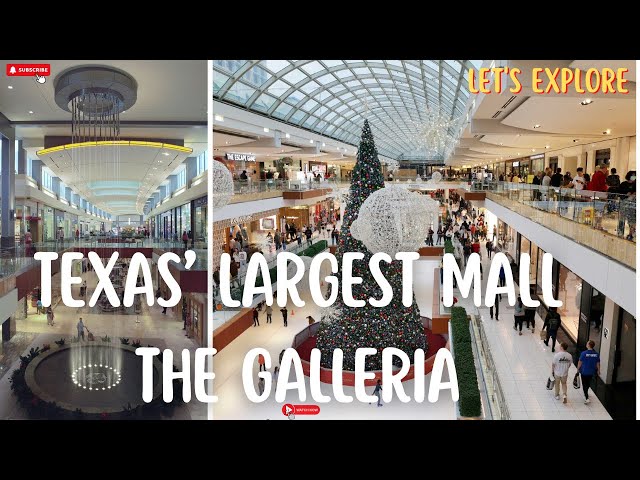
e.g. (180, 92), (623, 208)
(34, 144), (191, 215)
(2, 60), (207, 215)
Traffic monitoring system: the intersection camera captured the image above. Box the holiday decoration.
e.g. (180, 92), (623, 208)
(211, 160), (234, 209)
(315, 120), (427, 371)
(350, 186), (439, 256)
(432, 171), (443, 183)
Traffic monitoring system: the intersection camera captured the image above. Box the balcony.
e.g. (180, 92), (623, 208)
(477, 182), (636, 269)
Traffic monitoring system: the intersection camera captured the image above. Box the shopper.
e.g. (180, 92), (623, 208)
(489, 295), (499, 321)
(305, 227), (313, 246)
(542, 168), (552, 187)
(80, 279), (87, 298)
(486, 239), (493, 259)
(182, 231), (188, 249)
(513, 296), (525, 335)
(498, 265), (506, 288)
(572, 167), (586, 191)
(75, 228), (80, 241)
(552, 342), (572, 404)
(36, 298), (43, 315)
(46, 307), (55, 326)
(280, 307), (288, 327)
(436, 226), (444, 245)
(273, 366), (280, 384)
(258, 377), (265, 396)
(279, 349), (285, 366)
(265, 304), (273, 324)
(551, 168), (563, 187)
(524, 302), (536, 333)
(258, 353), (266, 372)
(77, 318), (85, 340)
(587, 163), (609, 192)
(370, 379), (383, 407)
(253, 307), (260, 327)
(577, 340), (600, 404)
(542, 307), (561, 352)
(606, 167), (620, 189)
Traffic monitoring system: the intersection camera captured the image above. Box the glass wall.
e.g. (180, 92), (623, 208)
(43, 207), (54, 241)
(194, 196), (207, 243)
(557, 264), (582, 342)
(180, 202), (191, 237)
(497, 220), (517, 260)
(519, 235), (540, 286)
(196, 150), (208, 176)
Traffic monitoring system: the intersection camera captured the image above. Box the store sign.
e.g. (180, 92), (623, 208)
(530, 154), (545, 159)
(512, 162), (520, 167)
(194, 196), (207, 208)
(226, 153), (256, 162)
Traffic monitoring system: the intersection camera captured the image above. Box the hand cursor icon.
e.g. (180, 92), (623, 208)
(35, 74), (46, 84)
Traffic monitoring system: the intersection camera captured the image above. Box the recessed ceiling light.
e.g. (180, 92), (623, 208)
(531, 149), (536, 152)
(214, 114), (224, 122)
(7, 85), (13, 89)
(604, 129), (611, 135)
(581, 99), (593, 106)
(161, 152), (170, 156)
(499, 143), (503, 146)
(285, 133), (291, 139)
(516, 134), (521, 137)
(28, 110), (34, 114)
(533, 124), (541, 129)
(309, 139), (314, 144)
(545, 145), (550, 149)
(517, 153), (520, 155)
(264, 127), (270, 133)
(322, 142), (326, 147)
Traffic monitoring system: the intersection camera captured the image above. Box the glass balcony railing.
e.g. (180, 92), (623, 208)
(473, 182), (636, 243)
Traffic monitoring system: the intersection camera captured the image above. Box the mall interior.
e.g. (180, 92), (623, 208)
(0, 60), (208, 419)
(211, 60), (636, 420)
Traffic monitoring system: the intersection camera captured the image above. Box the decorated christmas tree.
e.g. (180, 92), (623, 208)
(316, 120), (427, 371)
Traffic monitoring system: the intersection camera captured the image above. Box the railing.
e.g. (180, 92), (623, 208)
(473, 181), (636, 243)
(232, 178), (345, 195)
(292, 322), (321, 350)
(469, 312), (511, 420)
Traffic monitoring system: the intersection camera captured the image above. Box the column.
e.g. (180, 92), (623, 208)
(1, 135), (16, 248)
(52, 177), (60, 199)
(612, 137), (631, 175)
(31, 159), (43, 187)
(186, 156), (197, 183)
(17, 141), (27, 175)
(586, 149), (596, 175)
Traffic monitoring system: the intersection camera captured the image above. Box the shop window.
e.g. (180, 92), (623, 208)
(558, 264), (582, 342)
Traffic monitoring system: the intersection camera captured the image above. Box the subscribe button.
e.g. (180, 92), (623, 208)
(281, 404), (320, 417)
(6, 64), (51, 76)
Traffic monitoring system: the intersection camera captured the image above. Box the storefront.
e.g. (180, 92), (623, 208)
(42, 206), (55, 241)
(193, 195), (207, 244)
(184, 293), (206, 345)
(496, 219), (517, 260)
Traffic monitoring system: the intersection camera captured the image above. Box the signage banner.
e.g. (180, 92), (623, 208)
(226, 153), (256, 162)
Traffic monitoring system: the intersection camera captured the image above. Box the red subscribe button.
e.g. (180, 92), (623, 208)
(282, 404), (320, 417)
(6, 64), (51, 76)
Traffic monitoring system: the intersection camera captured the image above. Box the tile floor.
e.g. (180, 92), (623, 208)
(454, 254), (611, 420)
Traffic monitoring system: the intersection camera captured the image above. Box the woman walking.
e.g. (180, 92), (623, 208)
(514, 296), (525, 335)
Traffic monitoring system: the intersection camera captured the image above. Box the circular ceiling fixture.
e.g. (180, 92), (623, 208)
(54, 66), (138, 117)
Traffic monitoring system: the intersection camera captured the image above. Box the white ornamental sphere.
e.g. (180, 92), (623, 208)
(432, 171), (442, 183)
(211, 160), (234, 209)
(352, 186), (441, 256)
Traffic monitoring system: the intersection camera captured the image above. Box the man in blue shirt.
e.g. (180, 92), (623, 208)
(577, 340), (600, 404)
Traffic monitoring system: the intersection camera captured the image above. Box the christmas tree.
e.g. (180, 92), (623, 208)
(316, 120), (427, 371)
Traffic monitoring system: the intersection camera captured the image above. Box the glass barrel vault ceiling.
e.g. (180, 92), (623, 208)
(213, 60), (483, 160)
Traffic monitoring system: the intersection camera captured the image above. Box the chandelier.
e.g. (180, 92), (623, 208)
(54, 66), (138, 215)
(411, 106), (460, 156)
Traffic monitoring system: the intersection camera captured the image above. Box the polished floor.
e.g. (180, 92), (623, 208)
(0, 268), (207, 420)
(454, 253), (611, 420)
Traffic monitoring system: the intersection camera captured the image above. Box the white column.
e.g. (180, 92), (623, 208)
(586, 149), (596, 175)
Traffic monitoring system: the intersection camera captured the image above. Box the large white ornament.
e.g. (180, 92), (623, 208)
(431, 171), (443, 183)
(211, 160), (234, 209)
(350, 186), (440, 256)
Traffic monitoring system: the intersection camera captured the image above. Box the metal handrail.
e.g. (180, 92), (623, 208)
(469, 313), (511, 420)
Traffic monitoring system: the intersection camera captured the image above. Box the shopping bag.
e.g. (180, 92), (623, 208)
(539, 329), (547, 341)
(546, 376), (555, 390)
(573, 373), (581, 389)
